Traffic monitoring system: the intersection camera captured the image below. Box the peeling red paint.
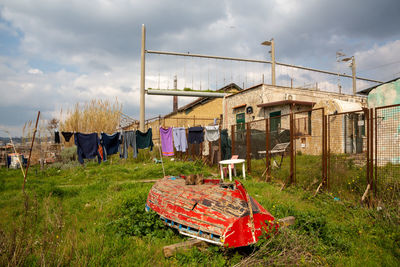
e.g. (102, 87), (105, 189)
(146, 176), (278, 247)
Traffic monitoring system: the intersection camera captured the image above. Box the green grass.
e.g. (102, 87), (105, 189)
(0, 155), (399, 266)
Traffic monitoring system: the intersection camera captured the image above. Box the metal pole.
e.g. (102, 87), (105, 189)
(290, 112), (294, 185)
(265, 118), (270, 180)
(246, 122), (251, 172)
(140, 24), (146, 132)
(173, 75), (178, 112)
(352, 56), (356, 95)
(231, 124), (236, 156)
(271, 38), (276, 86)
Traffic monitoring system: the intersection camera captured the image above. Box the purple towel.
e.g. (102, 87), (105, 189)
(160, 127), (174, 156)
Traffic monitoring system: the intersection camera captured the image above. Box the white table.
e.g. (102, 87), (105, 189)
(219, 159), (246, 181)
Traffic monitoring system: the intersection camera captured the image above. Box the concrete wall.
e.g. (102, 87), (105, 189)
(368, 78), (400, 166)
(224, 84), (366, 129)
(225, 84), (367, 155)
(368, 78), (400, 108)
(146, 98), (223, 144)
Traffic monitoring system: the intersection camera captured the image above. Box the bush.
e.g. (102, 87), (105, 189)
(61, 146), (77, 163)
(106, 192), (170, 238)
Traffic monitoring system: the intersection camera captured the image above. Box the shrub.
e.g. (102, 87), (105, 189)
(61, 146), (77, 163)
(106, 192), (169, 238)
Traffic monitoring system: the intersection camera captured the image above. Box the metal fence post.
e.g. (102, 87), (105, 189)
(265, 118), (270, 180)
(374, 108), (377, 197)
(289, 112), (294, 185)
(365, 108), (370, 191)
(231, 124), (235, 156)
(246, 122), (251, 172)
(369, 107), (374, 202)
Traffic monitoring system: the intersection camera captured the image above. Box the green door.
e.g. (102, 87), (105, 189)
(236, 113), (245, 131)
(270, 111), (281, 133)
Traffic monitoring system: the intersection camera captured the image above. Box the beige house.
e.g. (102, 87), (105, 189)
(223, 84), (367, 155)
(147, 83), (242, 144)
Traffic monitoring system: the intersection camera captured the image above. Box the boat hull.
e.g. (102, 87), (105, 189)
(146, 176), (277, 247)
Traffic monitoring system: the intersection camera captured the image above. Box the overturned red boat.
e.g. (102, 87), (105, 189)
(146, 176), (277, 248)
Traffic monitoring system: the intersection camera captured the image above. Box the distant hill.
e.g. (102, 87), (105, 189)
(0, 136), (22, 144)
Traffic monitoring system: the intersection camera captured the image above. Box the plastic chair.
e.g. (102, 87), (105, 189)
(223, 155), (239, 177)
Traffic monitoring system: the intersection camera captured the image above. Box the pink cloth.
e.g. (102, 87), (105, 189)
(160, 127), (174, 156)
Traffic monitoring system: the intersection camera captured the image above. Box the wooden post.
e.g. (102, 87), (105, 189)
(163, 238), (207, 258)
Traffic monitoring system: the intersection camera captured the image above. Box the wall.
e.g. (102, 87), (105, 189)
(368, 78), (400, 108)
(224, 84), (366, 130)
(225, 84), (366, 155)
(367, 79), (400, 166)
(146, 98), (222, 144)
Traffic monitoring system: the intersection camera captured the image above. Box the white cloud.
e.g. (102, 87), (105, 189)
(28, 68), (43, 74)
(0, 0), (400, 136)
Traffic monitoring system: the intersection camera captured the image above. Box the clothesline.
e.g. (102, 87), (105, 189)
(54, 129), (154, 164)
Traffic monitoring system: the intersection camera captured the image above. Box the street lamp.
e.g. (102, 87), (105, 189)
(336, 51), (356, 95)
(261, 38), (275, 86)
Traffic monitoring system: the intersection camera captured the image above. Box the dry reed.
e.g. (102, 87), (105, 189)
(59, 99), (122, 134)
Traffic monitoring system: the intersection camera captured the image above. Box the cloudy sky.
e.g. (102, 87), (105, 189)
(1, 0), (400, 136)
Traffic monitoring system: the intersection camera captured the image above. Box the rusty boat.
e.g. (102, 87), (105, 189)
(146, 176), (277, 248)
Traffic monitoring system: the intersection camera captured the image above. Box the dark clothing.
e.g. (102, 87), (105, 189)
(101, 132), (120, 161)
(62, 132), (74, 142)
(55, 131), (60, 144)
(122, 130), (137, 159)
(220, 129), (232, 160)
(74, 132), (101, 164)
(136, 128), (154, 152)
(188, 127), (204, 144)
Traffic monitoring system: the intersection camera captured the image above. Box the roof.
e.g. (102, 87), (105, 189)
(257, 100), (315, 108)
(226, 83), (264, 98)
(232, 104), (247, 109)
(164, 83), (242, 117)
(333, 99), (363, 112)
(358, 77), (400, 95)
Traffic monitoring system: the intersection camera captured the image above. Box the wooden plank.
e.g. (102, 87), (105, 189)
(278, 216), (295, 228)
(163, 238), (208, 258)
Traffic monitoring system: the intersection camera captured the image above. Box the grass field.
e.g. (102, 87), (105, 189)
(0, 153), (399, 266)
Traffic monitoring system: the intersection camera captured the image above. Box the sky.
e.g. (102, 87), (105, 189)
(1, 0), (400, 136)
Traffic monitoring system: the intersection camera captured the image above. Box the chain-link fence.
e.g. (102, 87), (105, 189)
(327, 109), (369, 202)
(375, 104), (400, 205)
(294, 108), (325, 189)
(228, 103), (397, 207)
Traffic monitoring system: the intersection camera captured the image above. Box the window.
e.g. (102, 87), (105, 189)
(269, 111), (281, 133)
(236, 113), (245, 131)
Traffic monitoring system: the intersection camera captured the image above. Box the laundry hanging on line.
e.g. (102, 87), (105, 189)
(54, 131), (60, 144)
(136, 128), (154, 152)
(220, 129), (232, 160)
(188, 127), (204, 144)
(204, 125), (220, 142)
(74, 132), (102, 164)
(172, 127), (188, 152)
(101, 132), (121, 161)
(160, 127), (174, 156)
(62, 132), (74, 142)
(122, 130), (137, 159)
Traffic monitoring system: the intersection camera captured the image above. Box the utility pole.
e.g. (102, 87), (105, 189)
(351, 56), (356, 95)
(261, 38), (276, 86)
(140, 24), (146, 132)
(271, 38), (276, 86)
(173, 75), (178, 112)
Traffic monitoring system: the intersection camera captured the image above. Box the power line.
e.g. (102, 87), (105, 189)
(358, 60), (400, 73)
